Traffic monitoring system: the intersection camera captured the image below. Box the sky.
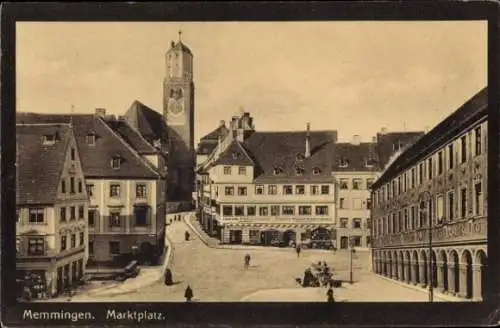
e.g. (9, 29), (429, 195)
(16, 21), (487, 144)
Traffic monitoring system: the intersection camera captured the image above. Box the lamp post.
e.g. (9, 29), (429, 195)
(419, 190), (433, 303)
(348, 235), (354, 284)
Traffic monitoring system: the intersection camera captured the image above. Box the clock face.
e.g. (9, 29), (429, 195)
(168, 98), (184, 115)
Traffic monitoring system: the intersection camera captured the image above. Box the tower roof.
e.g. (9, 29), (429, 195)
(168, 30), (193, 55)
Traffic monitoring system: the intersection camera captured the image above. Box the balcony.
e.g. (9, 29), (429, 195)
(372, 216), (486, 248)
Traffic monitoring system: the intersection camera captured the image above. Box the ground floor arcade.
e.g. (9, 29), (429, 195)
(372, 245), (487, 300)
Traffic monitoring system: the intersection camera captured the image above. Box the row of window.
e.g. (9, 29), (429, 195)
(222, 165), (327, 177)
(61, 177), (84, 195)
(374, 124), (484, 205)
(338, 197), (371, 210)
(60, 205), (85, 222)
(221, 184), (331, 196)
(221, 205), (330, 217)
(16, 232), (84, 256)
(86, 183), (148, 199)
(338, 178), (374, 190)
(373, 182), (483, 237)
(338, 217), (372, 229)
(88, 208), (149, 227)
(60, 232), (85, 252)
(89, 241), (120, 256)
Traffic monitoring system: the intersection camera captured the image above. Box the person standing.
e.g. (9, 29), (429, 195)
(164, 268), (173, 286)
(244, 254), (251, 269)
(184, 285), (194, 302)
(295, 244), (301, 257)
(326, 287), (335, 303)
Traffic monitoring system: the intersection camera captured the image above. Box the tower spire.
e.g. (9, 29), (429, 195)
(178, 30), (182, 42)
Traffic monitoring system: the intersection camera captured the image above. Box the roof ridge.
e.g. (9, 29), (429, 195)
(234, 140), (255, 165)
(119, 118), (158, 153)
(16, 122), (72, 127)
(95, 116), (161, 177)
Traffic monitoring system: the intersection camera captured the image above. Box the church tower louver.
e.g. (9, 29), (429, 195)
(164, 31), (195, 202)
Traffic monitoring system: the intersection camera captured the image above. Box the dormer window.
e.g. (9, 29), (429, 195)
(232, 152), (241, 159)
(87, 133), (96, 145)
(339, 158), (349, 168)
(273, 166), (283, 176)
(111, 155), (122, 169)
(296, 153), (305, 162)
(312, 167), (321, 175)
(295, 167), (305, 176)
(365, 158), (377, 168)
(42, 134), (57, 145)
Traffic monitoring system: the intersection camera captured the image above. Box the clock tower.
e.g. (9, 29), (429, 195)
(164, 31), (195, 201)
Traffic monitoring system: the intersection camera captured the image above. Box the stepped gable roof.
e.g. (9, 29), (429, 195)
(331, 142), (379, 172)
(212, 140), (255, 166)
(372, 87), (488, 189)
(124, 100), (168, 143)
(16, 124), (72, 205)
(104, 118), (158, 155)
(16, 112), (161, 179)
(241, 130), (337, 183)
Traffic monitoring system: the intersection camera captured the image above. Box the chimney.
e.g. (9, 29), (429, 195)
(236, 129), (245, 142)
(171, 40), (175, 48)
(95, 108), (106, 117)
(219, 120), (226, 127)
(372, 136), (377, 143)
(351, 135), (361, 146)
(380, 127), (388, 135)
(305, 123), (311, 158)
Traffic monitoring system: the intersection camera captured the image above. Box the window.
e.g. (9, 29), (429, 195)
(418, 163), (423, 185)
(61, 235), (67, 251)
(259, 206), (268, 216)
(247, 206), (256, 216)
(460, 188), (467, 218)
(448, 144), (454, 169)
(312, 167), (321, 175)
(282, 206), (295, 215)
(366, 198), (372, 210)
(87, 134), (96, 145)
(310, 185), (320, 195)
(352, 236), (361, 247)
(78, 206), (84, 219)
(223, 166), (231, 175)
(437, 151), (444, 175)
(16, 209), (19, 223)
(89, 241), (94, 255)
(27, 237), (44, 256)
(71, 234), (76, 248)
(475, 127), (482, 156)
(475, 182), (483, 216)
(223, 206), (233, 216)
(61, 179), (66, 193)
(77, 180), (82, 194)
(296, 153), (305, 161)
(232, 152), (240, 159)
(340, 218), (348, 228)
(273, 167), (283, 175)
(109, 213), (121, 227)
(109, 242), (120, 255)
(366, 179), (374, 189)
(70, 177), (75, 194)
(403, 208), (409, 231)
(316, 206), (329, 215)
(80, 232), (84, 246)
(60, 207), (66, 222)
(339, 158), (349, 168)
(411, 168), (416, 188)
(88, 210), (95, 226)
(283, 185), (293, 195)
(270, 205), (280, 216)
(70, 148), (76, 161)
(352, 179), (362, 190)
(460, 136), (467, 163)
(86, 184), (94, 197)
(42, 134), (56, 145)
(238, 166), (246, 175)
(235, 206), (244, 216)
(110, 184), (120, 197)
(339, 179), (348, 189)
(268, 185), (277, 195)
(295, 167), (305, 176)
(427, 158), (433, 180)
(136, 183), (147, 198)
(111, 157), (121, 169)
(134, 207), (148, 226)
(255, 185), (264, 195)
(352, 218), (362, 229)
(225, 186), (234, 196)
(29, 208), (44, 223)
(237, 187), (247, 196)
(295, 185), (305, 195)
(366, 218), (372, 229)
(321, 185), (330, 195)
(448, 192), (455, 221)
(366, 236), (371, 247)
(69, 206), (75, 220)
(299, 206), (312, 215)
(339, 198), (346, 209)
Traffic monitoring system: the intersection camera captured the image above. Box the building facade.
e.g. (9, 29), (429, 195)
(17, 110), (168, 266)
(370, 87), (488, 300)
(16, 124), (89, 298)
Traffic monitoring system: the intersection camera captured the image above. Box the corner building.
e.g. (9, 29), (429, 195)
(370, 87), (488, 300)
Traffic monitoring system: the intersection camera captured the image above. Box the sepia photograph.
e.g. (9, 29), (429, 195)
(13, 19), (488, 304)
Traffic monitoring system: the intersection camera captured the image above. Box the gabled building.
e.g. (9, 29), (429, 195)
(17, 109), (167, 266)
(16, 123), (89, 298)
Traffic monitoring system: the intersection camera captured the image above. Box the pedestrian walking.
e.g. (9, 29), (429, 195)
(185, 231), (190, 241)
(295, 245), (301, 257)
(164, 268), (173, 286)
(326, 287), (335, 303)
(244, 254), (251, 269)
(184, 285), (194, 302)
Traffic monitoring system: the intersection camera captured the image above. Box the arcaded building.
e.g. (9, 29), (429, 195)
(370, 87), (488, 300)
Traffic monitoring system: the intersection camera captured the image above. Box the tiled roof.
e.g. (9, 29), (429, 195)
(104, 118), (158, 155)
(376, 131), (425, 170)
(16, 124), (72, 205)
(16, 113), (161, 179)
(372, 87), (488, 189)
(331, 142), (379, 172)
(200, 125), (230, 142)
(196, 141), (218, 155)
(242, 130), (337, 183)
(213, 140), (255, 166)
(124, 100), (169, 146)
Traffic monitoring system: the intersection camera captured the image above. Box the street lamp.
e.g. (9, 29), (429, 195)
(418, 190), (433, 303)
